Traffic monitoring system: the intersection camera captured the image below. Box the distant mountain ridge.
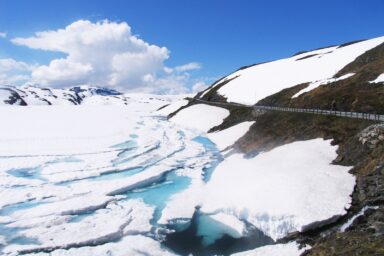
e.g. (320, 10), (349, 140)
(0, 85), (124, 106)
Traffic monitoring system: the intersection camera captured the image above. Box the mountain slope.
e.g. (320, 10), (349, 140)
(169, 36), (384, 255)
(197, 36), (384, 106)
(257, 41), (384, 114)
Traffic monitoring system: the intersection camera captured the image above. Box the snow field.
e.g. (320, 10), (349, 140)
(203, 36), (384, 104)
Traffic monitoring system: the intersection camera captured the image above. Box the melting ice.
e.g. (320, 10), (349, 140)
(0, 95), (355, 256)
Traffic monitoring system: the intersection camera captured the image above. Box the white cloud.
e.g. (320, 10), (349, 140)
(0, 32), (6, 38)
(0, 58), (33, 72)
(0, 58), (34, 85)
(191, 81), (209, 93)
(174, 62), (201, 72)
(11, 20), (200, 93)
(32, 58), (93, 86)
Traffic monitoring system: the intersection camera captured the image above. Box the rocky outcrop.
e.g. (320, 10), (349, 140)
(359, 124), (384, 149)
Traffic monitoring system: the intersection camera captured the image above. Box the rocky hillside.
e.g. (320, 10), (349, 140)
(169, 36), (384, 255)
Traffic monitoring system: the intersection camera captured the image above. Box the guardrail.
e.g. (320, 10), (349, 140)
(254, 105), (384, 121)
(189, 98), (383, 122)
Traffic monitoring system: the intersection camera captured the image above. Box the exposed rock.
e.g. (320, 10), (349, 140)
(358, 124), (384, 149)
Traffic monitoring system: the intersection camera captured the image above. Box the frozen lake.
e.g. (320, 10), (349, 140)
(0, 95), (355, 256)
(0, 96), (258, 255)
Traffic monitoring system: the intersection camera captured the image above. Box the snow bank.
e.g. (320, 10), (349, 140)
(155, 99), (189, 116)
(369, 73), (384, 84)
(292, 73), (355, 98)
(339, 206), (379, 232)
(170, 104), (229, 133)
(10, 194), (115, 219)
(232, 242), (309, 256)
(202, 139), (355, 240)
(207, 121), (255, 150)
(205, 36), (384, 104)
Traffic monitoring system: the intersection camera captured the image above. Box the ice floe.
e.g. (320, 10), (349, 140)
(28, 235), (176, 256)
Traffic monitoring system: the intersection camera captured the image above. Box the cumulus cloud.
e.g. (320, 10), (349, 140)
(0, 58), (32, 72)
(191, 81), (209, 93)
(31, 58), (93, 86)
(0, 32), (6, 38)
(11, 20), (200, 93)
(0, 58), (34, 85)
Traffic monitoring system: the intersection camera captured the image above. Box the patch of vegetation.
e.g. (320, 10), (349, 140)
(156, 103), (170, 111)
(295, 54), (319, 61)
(256, 83), (309, 106)
(236, 60), (271, 71)
(292, 44), (337, 57)
(234, 111), (373, 156)
(307, 230), (384, 256)
(199, 76), (240, 103)
(337, 39), (366, 49)
(209, 106), (254, 132)
(336, 42), (384, 77)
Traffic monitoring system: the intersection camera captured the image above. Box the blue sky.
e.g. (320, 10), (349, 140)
(0, 0), (383, 92)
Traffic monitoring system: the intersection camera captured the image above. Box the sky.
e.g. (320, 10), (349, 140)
(0, 0), (383, 93)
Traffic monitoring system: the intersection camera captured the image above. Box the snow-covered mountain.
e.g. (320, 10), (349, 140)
(196, 36), (384, 106)
(0, 85), (126, 105)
